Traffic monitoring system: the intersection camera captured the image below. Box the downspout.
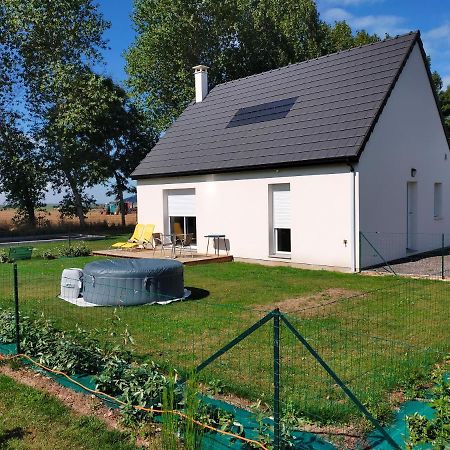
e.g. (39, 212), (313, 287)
(348, 163), (357, 272)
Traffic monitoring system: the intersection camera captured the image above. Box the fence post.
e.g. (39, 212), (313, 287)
(441, 233), (445, 280)
(273, 309), (281, 450)
(13, 263), (20, 354)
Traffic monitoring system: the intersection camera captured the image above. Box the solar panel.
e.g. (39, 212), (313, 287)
(227, 97), (298, 128)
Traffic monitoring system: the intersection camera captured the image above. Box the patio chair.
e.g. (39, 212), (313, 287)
(120, 224), (155, 249)
(175, 233), (194, 258)
(173, 222), (184, 238)
(112, 224), (144, 248)
(152, 232), (175, 257)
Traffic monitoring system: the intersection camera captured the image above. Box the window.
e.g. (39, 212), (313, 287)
(434, 183), (442, 219)
(270, 184), (291, 255)
(167, 189), (197, 243)
(169, 216), (197, 242)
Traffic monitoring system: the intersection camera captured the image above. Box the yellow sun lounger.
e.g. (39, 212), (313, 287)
(112, 224), (145, 248)
(120, 224), (155, 249)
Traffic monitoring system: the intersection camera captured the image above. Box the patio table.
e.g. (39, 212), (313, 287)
(204, 234), (228, 256)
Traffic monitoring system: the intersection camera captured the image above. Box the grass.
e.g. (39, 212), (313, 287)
(0, 235), (449, 426)
(0, 374), (138, 450)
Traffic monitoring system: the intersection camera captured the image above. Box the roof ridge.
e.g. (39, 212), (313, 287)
(215, 31), (419, 90)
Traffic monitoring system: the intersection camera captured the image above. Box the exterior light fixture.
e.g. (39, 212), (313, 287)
(411, 168), (417, 178)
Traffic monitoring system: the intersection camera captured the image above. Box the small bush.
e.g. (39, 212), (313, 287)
(41, 250), (57, 260)
(406, 362), (450, 449)
(58, 243), (92, 258)
(0, 250), (11, 263)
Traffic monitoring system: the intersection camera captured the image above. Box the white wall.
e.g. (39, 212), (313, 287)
(137, 165), (355, 269)
(359, 43), (450, 267)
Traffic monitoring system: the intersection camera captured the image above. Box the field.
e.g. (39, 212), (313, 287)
(0, 236), (449, 437)
(0, 207), (137, 233)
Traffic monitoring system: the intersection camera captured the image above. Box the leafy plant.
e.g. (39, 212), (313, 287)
(182, 375), (202, 450)
(95, 359), (177, 425)
(0, 308), (128, 374)
(41, 250), (57, 260)
(0, 310), (17, 343)
(161, 372), (179, 449)
(0, 250), (11, 263)
(205, 378), (226, 395)
(58, 243), (92, 257)
(406, 361), (450, 449)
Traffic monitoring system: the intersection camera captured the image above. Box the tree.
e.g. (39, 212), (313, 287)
(326, 22), (379, 52)
(126, 0), (379, 133)
(428, 61), (450, 140)
(2, 0), (109, 116)
(41, 67), (121, 227)
(81, 77), (158, 227)
(0, 119), (46, 227)
(2, 0), (112, 227)
(439, 85), (450, 135)
(126, 0), (332, 132)
(105, 105), (157, 227)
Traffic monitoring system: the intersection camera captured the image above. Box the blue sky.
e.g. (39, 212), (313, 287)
(317, 0), (450, 87)
(2, 0), (449, 206)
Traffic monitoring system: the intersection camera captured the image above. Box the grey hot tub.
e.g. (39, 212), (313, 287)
(82, 259), (185, 306)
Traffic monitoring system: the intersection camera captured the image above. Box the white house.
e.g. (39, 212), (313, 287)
(132, 32), (450, 272)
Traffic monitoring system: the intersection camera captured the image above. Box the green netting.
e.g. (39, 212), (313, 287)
(366, 400), (435, 449)
(0, 344), (336, 449)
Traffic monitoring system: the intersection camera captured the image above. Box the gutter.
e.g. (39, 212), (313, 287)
(348, 163), (357, 273)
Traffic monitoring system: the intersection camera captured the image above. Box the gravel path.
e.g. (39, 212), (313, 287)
(364, 251), (450, 278)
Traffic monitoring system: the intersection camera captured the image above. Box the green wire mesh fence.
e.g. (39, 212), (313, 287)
(0, 261), (448, 449)
(360, 231), (450, 278)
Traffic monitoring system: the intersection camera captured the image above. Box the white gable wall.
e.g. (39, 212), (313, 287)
(137, 165), (355, 270)
(358, 43), (450, 267)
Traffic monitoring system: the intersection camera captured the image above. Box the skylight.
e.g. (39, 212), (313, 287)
(227, 97), (298, 128)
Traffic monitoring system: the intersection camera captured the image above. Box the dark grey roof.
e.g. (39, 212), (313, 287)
(132, 32), (431, 179)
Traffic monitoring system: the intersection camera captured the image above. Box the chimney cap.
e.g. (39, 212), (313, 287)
(193, 64), (209, 73)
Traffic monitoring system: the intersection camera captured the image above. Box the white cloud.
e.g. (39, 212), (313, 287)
(422, 23), (450, 87)
(323, 8), (408, 36)
(424, 24), (450, 43)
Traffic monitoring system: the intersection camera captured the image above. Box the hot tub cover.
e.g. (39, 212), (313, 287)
(82, 258), (185, 306)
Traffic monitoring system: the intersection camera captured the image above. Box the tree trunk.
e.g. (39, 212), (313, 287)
(115, 173), (126, 227)
(66, 174), (86, 228)
(24, 201), (37, 228)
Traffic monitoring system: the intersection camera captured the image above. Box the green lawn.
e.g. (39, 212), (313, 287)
(0, 374), (138, 450)
(0, 236), (449, 426)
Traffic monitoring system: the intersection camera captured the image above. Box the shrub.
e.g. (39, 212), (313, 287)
(0, 309), (128, 374)
(0, 250), (11, 263)
(58, 243), (92, 257)
(406, 363), (450, 449)
(41, 250), (57, 260)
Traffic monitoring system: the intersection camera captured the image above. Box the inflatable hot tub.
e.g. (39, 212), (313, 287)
(82, 259), (186, 306)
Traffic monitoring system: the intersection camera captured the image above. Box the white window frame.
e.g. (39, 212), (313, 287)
(434, 182), (443, 220)
(165, 189), (197, 245)
(269, 184), (291, 257)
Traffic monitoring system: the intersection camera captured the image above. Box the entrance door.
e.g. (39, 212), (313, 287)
(406, 182), (417, 250)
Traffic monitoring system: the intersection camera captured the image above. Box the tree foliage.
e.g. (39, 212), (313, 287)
(41, 68), (156, 226)
(429, 61), (450, 140)
(2, 0), (109, 115)
(0, 118), (46, 227)
(126, 0), (380, 132)
(1, 0), (112, 226)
